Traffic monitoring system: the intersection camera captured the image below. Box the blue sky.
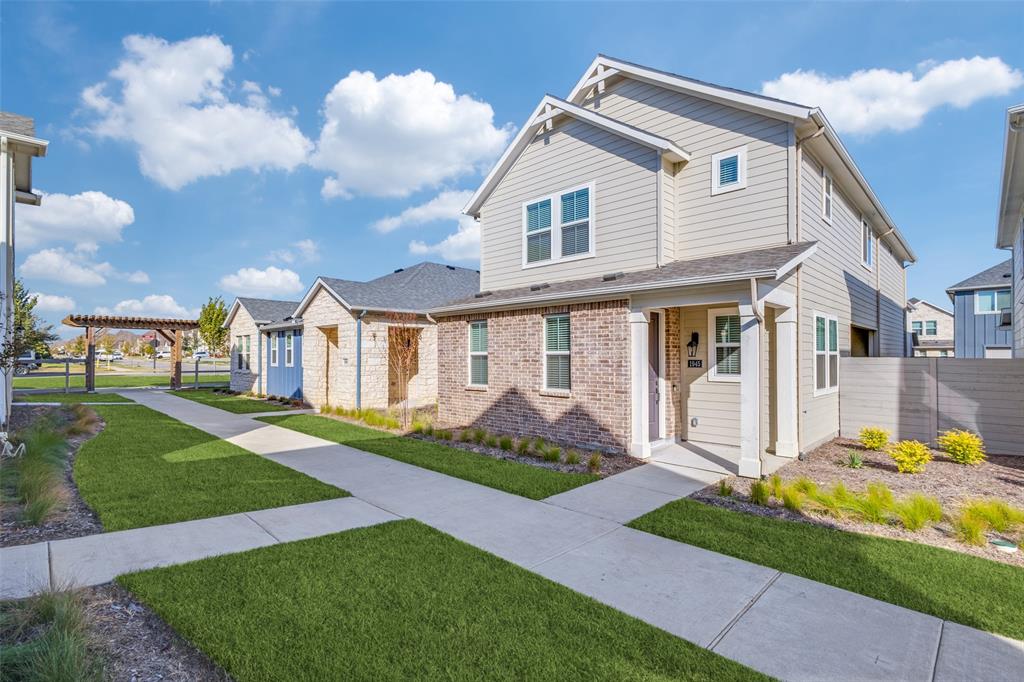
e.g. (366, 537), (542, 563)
(3, 1), (1022, 337)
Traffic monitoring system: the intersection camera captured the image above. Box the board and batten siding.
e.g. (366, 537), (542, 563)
(479, 117), (659, 292)
(580, 78), (791, 261)
(265, 330), (303, 399)
(952, 290), (1014, 357)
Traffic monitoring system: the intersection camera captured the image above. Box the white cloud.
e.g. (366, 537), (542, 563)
(19, 248), (150, 287)
(761, 56), (1024, 134)
(95, 294), (193, 318)
(373, 189), (473, 233)
(312, 70), (512, 199)
(269, 238), (320, 264)
(408, 216), (480, 262)
(17, 190), (135, 250)
(82, 34), (312, 190)
(31, 293), (77, 313)
(218, 265), (304, 297)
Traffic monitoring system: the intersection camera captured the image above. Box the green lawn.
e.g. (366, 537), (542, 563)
(170, 388), (297, 414)
(259, 414), (598, 499)
(74, 406), (346, 531)
(629, 499), (1024, 640)
(14, 374), (229, 390)
(119, 520), (766, 681)
(13, 392), (135, 403)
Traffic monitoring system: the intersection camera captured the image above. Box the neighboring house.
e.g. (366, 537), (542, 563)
(292, 262), (479, 411)
(996, 103), (1024, 357)
(0, 112), (47, 430)
(906, 298), (954, 357)
(430, 55), (915, 478)
(946, 260), (1014, 358)
(225, 298), (300, 396)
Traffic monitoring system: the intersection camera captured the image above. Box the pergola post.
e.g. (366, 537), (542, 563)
(85, 326), (96, 393)
(171, 329), (183, 389)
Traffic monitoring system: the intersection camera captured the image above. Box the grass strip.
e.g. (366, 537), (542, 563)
(170, 388), (296, 414)
(628, 498), (1024, 640)
(14, 374), (229, 390)
(120, 520), (767, 681)
(13, 392), (134, 403)
(259, 414), (597, 499)
(74, 405), (346, 530)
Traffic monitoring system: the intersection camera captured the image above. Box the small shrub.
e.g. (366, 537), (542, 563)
(780, 485), (803, 512)
(893, 493), (943, 531)
(768, 474), (784, 499)
(749, 480), (770, 505)
(792, 477), (819, 495)
(516, 439), (531, 456)
(937, 429), (986, 466)
(953, 512), (987, 546)
(858, 426), (890, 451)
(842, 482), (895, 524)
(484, 434), (498, 448)
(543, 447), (561, 463)
(533, 436), (546, 452)
(438, 429), (453, 441)
(962, 499), (1024, 534)
(472, 428), (488, 445)
(717, 479), (733, 497)
(565, 450), (580, 465)
(587, 452), (602, 473)
(498, 436), (514, 451)
(458, 429), (473, 443)
(846, 451), (863, 469)
(320, 405), (331, 414)
(888, 440), (932, 474)
(423, 424), (435, 437)
(411, 422), (425, 434)
(807, 488), (841, 517)
(291, 399), (303, 407)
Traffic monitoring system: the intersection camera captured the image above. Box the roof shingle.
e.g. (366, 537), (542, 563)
(946, 259), (1012, 292)
(318, 262), (480, 312)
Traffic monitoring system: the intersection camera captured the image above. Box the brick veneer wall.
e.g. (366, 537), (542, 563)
(437, 300), (631, 452)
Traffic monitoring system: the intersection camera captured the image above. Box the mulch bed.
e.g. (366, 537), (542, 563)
(0, 406), (105, 548)
(695, 438), (1024, 567)
(85, 583), (230, 682)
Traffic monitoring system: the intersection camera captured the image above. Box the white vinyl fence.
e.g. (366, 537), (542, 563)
(839, 357), (1024, 456)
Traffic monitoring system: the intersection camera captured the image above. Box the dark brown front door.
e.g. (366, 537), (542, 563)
(648, 312), (660, 441)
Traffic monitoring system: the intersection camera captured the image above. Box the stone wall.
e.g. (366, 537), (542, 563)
(229, 306), (262, 393)
(436, 300), (631, 452)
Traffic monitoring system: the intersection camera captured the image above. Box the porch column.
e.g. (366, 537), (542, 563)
(629, 310), (651, 458)
(774, 307), (799, 458)
(738, 305), (761, 478)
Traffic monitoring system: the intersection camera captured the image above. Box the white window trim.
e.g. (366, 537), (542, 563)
(924, 321), (937, 336)
(974, 288), (1011, 315)
(269, 331), (279, 367)
(822, 169), (833, 224)
(813, 311), (839, 397)
(911, 321), (923, 334)
(284, 331), (294, 367)
(860, 217), (874, 271)
(707, 307), (741, 383)
(710, 145), (748, 196)
(521, 182), (596, 270)
(468, 321), (488, 387)
(542, 313), (571, 392)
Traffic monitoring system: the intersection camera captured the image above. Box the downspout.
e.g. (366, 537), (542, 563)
(257, 329), (263, 396)
(355, 309), (367, 409)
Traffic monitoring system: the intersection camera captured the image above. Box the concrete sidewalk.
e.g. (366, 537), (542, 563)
(4, 388), (1020, 681)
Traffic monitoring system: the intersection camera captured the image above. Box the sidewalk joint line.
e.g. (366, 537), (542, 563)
(46, 541), (54, 592)
(527, 525), (623, 570)
(708, 570), (781, 651)
(930, 620), (945, 682)
(243, 512), (283, 544)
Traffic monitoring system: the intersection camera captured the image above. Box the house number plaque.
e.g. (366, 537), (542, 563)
(687, 360), (703, 368)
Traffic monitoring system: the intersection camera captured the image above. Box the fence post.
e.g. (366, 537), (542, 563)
(194, 360), (200, 390)
(928, 358), (939, 445)
(64, 359), (70, 395)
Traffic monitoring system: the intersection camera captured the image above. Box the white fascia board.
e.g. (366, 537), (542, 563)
(464, 95), (689, 217)
(293, 278), (353, 317)
(996, 103), (1024, 249)
(568, 55), (812, 122)
(775, 242), (818, 278)
(0, 131), (49, 156)
(222, 299), (243, 328)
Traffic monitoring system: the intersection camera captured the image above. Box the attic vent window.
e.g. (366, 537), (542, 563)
(446, 265), (456, 270)
(711, 146), (747, 196)
(602, 272), (624, 281)
(474, 291), (493, 299)
(394, 268), (404, 273)
(530, 283), (551, 291)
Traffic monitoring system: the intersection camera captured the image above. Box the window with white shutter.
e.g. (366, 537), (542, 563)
(544, 315), (571, 391)
(525, 199), (552, 264)
(468, 321), (488, 386)
(814, 312), (839, 395)
(560, 188), (590, 257)
(708, 309), (741, 382)
(270, 332), (278, 366)
(522, 184), (594, 267)
(285, 332), (294, 367)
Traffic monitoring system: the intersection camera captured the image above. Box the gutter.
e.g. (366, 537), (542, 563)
(355, 309), (367, 409)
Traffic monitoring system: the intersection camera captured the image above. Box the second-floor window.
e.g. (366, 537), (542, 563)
(976, 289), (1011, 314)
(925, 321), (937, 336)
(822, 170), (834, 223)
(912, 321), (923, 335)
(711, 146), (747, 195)
(270, 332), (278, 366)
(861, 218), (874, 269)
(523, 184), (593, 267)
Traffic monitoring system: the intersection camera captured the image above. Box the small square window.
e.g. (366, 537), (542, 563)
(711, 146), (747, 195)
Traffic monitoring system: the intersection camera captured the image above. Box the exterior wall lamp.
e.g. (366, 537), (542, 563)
(686, 332), (699, 358)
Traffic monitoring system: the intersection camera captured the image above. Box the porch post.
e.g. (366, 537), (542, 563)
(629, 310), (651, 458)
(738, 305), (762, 478)
(774, 307), (799, 458)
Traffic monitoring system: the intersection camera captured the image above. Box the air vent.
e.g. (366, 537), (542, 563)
(474, 290), (493, 298)
(394, 268), (404, 273)
(602, 271), (625, 282)
(1003, 273), (1011, 278)
(530, 283), (551, 291)
(446, 265), (456, 270)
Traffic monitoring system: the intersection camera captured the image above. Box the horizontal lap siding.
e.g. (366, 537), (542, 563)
(878, 243), (907, 356)
(479, 118), (658, 292)
(679, 305), (740, 446)
(582, 79), (791, 260)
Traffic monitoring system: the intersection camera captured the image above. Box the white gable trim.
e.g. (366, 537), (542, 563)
(222, 299), (243, 328)
(997, 103), (1024, 248)
(293, 278), (353, 318)
(464, 95), (689, 217)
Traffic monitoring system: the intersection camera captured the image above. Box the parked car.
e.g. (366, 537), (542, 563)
(191, 351), (209, 361)
(155, 349), (171, 359)
(97, 351), (124, 361)
(13, 350), (41, 376)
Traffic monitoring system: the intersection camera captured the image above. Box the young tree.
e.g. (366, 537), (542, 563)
(198, 297), (229, 357)
(100, 335), (115, 356)
(382, 312), (422, 428)
(0, 279), (59, 371)
(70, 336), (86, 358)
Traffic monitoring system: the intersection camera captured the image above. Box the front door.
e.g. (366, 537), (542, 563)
(648, 312), (660, 441)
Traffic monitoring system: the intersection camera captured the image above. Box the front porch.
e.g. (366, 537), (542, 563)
(628, 279), (800, 478)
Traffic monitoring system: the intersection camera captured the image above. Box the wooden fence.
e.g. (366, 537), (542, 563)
(838, 357), (1024, 456)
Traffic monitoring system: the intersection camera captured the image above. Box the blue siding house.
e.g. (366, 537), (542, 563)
(265, 326), (303, 399)
(946, 259), (1014, 358)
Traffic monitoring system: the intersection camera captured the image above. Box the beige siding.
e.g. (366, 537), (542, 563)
(1015, 223), (1024, 356)
(878, 241), (907, 356)
(581, 78), (791, 260)
(660, 156), (677, 263)
(679, 305), (740, 447)
(479, 117), (659, 291)
(228, 307), (264, 393)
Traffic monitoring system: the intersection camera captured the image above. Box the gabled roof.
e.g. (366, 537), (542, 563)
(463, 94), (690, 216)
(907, 298), (953, 318)
(225, 297), (300, 327)
(1, 110), (49, 206)
(432, 242), (817, 315)
(946, 259), (1013, 294)
(997, 103), (1024, 249)
(295, 261), (480, 316)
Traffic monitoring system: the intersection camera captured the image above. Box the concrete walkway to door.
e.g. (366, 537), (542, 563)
(6, 388), (1020, 682)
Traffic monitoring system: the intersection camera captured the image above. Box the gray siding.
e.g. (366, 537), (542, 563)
(1014, 222), (1024, 356)
(581, 78), (791, 260)
(479, 117), (659, 292)
(953, 290), (1014, 357)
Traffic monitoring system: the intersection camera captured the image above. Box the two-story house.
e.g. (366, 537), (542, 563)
(430, 56), (915, 478)
(946, 260), (1014, 358)
(996, 103), (1023, 357)
(906, 298), (954, 357)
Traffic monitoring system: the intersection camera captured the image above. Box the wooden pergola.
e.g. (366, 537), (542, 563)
(62, 314), (200, 391)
